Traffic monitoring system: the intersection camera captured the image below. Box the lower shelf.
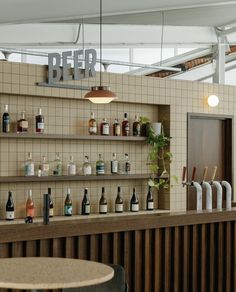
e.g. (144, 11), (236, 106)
(0, 174), (152, 183)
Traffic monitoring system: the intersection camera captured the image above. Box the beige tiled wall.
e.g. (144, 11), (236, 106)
(0, 61), (236, 218)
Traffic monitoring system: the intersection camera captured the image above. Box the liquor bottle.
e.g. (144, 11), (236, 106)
(88, 112), (97, 135)
(113, 118), (121, 136)
(38, 156), (49, 177)
(115, 186), (123, 213)
(24, 152), (35, 176)
(99, 187), (108, 214)
(81, 188), (90, 215)
(26, 189), (35, 218)
(52, 152), (62, 176)
(122, 113), (130, 136)
(64, 188), (72, 216)
(17, 111), (28, 133)
(130, 188), (139, 212)
(67, 155), (76, 176)
(100, 118), (110, 135)
(146, 186), (154, 211)
(111, 153), (118, 174)
(35, 108), (44, 133)
(6, 191), (14, 220)
(119, 153), (131, 174)
(48, 187), (54, 218)
(133, 115), (141, 137)
(83, 156), (92, 176)
(96, 154), (105, 175)
(2, 104), (10, 133)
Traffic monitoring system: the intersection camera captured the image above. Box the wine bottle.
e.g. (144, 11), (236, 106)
(67, 155), (76, 176)
(6, 191), (14, 220)
(99, 187), (107, 214)
(83, 156), (92, 176)
(17, 111), (28, 133)
(2, 104), (10, 133)
(64, 188), (72, 216)
(48, 188), (54, 218)
(24, 152), (35, 176)
(130, 188), (139, 212)
(88, 112), (97, 135)
(26, 189), (35, 218)
(81, 188), (90, 215)
(100, 118), (110, 135)
(133, 115), (141, 136)
(122, 113), (130, 136)
(113, 118), (121, 136)
(115, 186), (123, 213)
(96, 154), (105, 175)
(111, 153), (118, 174)
(146, 186), (154, 211)
(35, 108), (44, 133)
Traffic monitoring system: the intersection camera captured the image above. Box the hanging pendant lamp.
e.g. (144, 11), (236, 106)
(84, 0), (117, 104)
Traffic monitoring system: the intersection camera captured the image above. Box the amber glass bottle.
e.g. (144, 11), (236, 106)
(122, 113), (129, 136)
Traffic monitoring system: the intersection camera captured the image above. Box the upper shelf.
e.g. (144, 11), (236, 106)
(0, 133), (146, 142)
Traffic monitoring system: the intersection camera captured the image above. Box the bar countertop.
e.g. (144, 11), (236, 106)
(0, 208), (236, 244)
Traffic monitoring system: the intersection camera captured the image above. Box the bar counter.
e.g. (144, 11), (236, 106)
(1, 209), (236, 292)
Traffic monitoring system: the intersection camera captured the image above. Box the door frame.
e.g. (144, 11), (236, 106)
(187, 112), (234, 206)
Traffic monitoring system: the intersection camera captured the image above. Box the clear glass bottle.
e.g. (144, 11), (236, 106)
(81, 188), (90, 215)
(17, 111), (28, 133)
(122, 113), (130, 136)
(146, 186), (154, 211)
(119, 153), (131, 175)
(88, 112), (97, 135)
(115, 186), (123, 213)
(133, 115), (141, 137)
(64, 188), (72, 216)
(35, 108), (44, 133)
(48, 187), (54, 218)
(111, 153), (118, 174)
(24, 152), (35, 176)
(100, 118), (110, 135)
(52, 152), (62, 176)
(2, 104), (10, 133)
(26, 189), (35, 218)
(113, 118), (121, 136)
(38, 155), (49, 177)
(99, 187), (107, 214)
(96, 154), (105, 175)
(67, 155), (76, 176)
(130, 188), (139, 212)
(83, 156), (92, 176)
(6, 191), (14, 220)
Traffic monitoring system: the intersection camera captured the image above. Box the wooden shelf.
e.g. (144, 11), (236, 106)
(0, 133), (146, 142)
(0, 174), (151, 183)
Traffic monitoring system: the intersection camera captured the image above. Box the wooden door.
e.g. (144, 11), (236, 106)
(187, 113), (233, 210)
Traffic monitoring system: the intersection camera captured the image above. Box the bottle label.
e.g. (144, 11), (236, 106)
(114, 125), (121, 136)
(99, 205), (107, 213)
(6, 211), (14, 220)
(83, 165), (92, 175)
(115, 204), (123, 212)
(64, 205), (72, 215)
(68, 164), (76, 175)
(125, 162), (131, 173)
(125, 125), (130, 134)
(20, 120), (28, 129)
(133, 124), (141, 136)
(147, 202), (154, 210)
(37, 122), (44, 130)
(96, 164), (105, 175)
(49, 208), (54, 217)
(102, 124), (109, 135)
(25, 164), (35, 176)
(131, 204), (139, 212)
(89, 121), (97, 134)
(111, 161), (118, 173)
(85, 205), (90, 214)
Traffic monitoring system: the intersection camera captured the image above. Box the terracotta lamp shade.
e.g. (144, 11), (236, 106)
(84, 86), (117, 104)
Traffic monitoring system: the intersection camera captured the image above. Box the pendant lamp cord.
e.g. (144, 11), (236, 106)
(160, 11), (164, 66)
(100, 0), (102, 86)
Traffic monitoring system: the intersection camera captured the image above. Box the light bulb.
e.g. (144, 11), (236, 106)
(207, 95), (219, 107)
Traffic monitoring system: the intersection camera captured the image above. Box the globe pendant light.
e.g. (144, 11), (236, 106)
(84, 0), (117, 104)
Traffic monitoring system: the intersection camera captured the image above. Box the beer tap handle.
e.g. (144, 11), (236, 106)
(191, 166), (196, 182)
(182, 166), (187, 183)
(202, 166), (208, 182)
(211, 166), (217, 182)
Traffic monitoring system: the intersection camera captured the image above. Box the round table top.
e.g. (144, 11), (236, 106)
(0, 257), (114, 290)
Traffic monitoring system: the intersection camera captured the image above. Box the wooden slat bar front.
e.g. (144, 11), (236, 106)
(0, 209), (236, 292)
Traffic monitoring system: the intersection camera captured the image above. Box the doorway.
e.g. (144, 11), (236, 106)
(187, 113), (233, 210)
